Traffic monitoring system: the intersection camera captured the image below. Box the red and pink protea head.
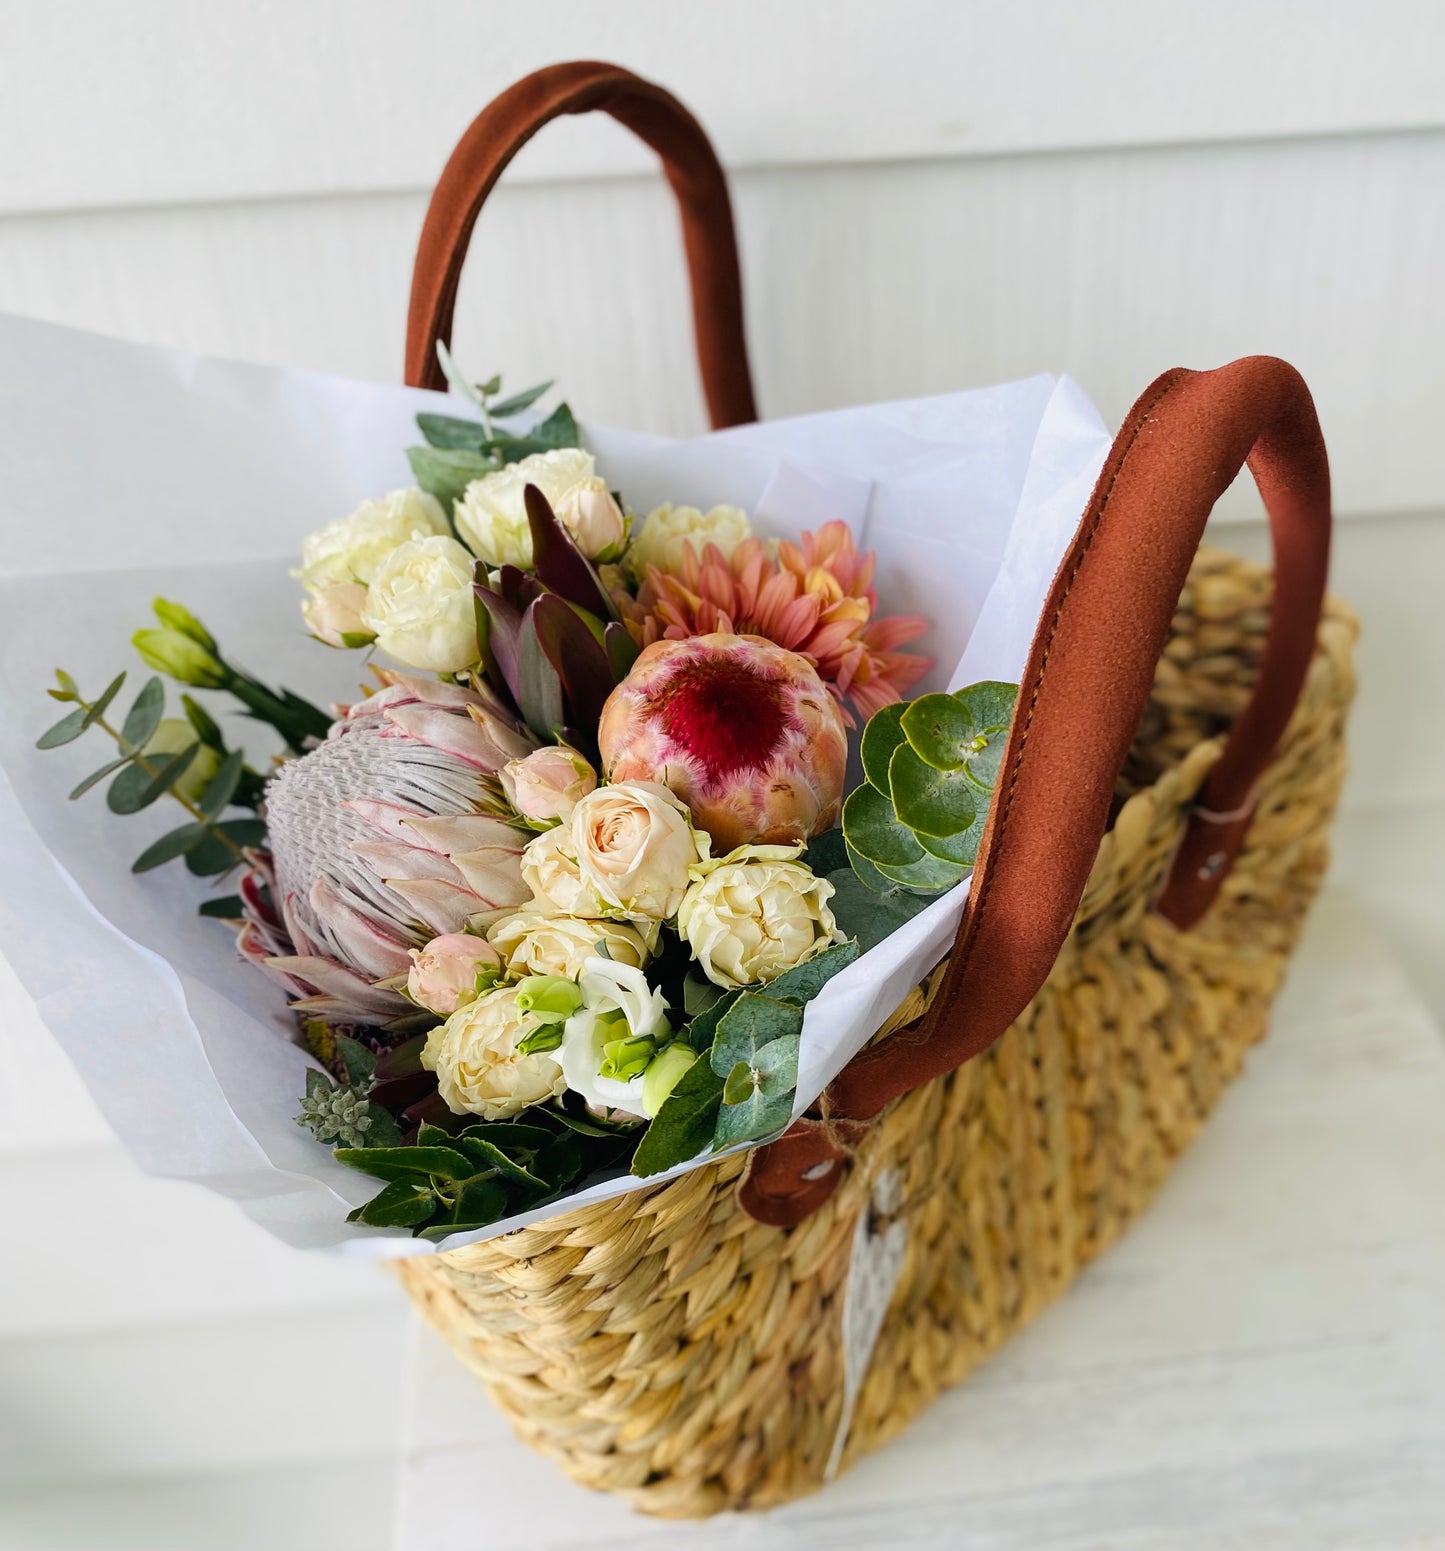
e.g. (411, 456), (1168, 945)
(597, 632), (847, 852)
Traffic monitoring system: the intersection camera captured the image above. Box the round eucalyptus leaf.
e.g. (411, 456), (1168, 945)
(952, 680), (1019, 733)
(888, 742), (978, 838)
(860, 701), (908, 791)
(842, 782), (923, 868)
(844, 843), (904, 896)
(916, 819), (983, 867)
(872, 850), (970, 892)
(899, 693), (977, 770)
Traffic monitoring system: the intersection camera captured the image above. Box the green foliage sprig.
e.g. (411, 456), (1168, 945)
(336, 1111), (632, 1241)
(131, 597), (331, 755)
(632, 941), (860, 1178)
(38, 670), (266, 877)
(407, 347), (582, 515)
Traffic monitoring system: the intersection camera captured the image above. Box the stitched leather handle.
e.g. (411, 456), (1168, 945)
(742, 355), (1331, 1226)
(405, 61), (757, 430)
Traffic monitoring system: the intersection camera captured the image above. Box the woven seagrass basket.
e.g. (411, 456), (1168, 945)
(394, 64), (1355, 1517)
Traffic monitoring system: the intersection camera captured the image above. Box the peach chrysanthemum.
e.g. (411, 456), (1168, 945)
(622, 521), (930, 724)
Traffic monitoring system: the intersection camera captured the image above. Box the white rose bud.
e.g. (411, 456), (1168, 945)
(570, 781), (709, 921)
(361, 534), (479, 674)
(302, 581), (374, 649)
(295, 487), (448, 590)
(500, 745), (597, 826)
(519, 825), (596, 917)
(406, 932), (503, 1017)
(455, 447), (598, 568)
(627, 502), (752, 580)
(677, 847), (841, 988)
(554, 479), (626, 560)
(488, 911), (654, 981)
(421, 983), (566, 1120)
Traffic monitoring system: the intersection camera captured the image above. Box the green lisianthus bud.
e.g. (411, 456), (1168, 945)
(641, 1042), (697, 1117)
(513, 974), (584, 1025)
(132, 627), (228, 688)
(151, 597), (218, 652)
(599, 1033), (656, 1081)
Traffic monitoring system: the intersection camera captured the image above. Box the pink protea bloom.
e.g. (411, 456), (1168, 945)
(597, 632), (848, 852)
(623, 520), (931, 725)
(240, 671), (535, 1025)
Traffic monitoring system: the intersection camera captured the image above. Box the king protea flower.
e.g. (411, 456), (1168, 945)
(623, 519), (931, 724)
(239, 671), (536, 1025)
(597, 632), (847, 851)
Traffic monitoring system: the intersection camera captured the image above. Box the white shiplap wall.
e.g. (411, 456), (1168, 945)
(1, 3), (1442, 1545)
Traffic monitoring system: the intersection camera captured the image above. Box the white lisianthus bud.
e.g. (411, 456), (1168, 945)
(487, 911), (654, 981)
(454, 447), (598, 568)
(627, 502), (752, 581)
(554, 479), (627, 560)
(569, 782), (709, 921)
(421, 983), (566, 1119)
(361, 535), (479, 674)
(559, 956), (672, 1116)
(677, 845), (841, 989)
(295, 488), (447, 590)
(406, 932), (503, 1017)
(302, 581), (374, 649)
(499, 745), (596, 826)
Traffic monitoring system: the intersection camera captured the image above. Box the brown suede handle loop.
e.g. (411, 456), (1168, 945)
(405, 61), (757, 430)
(741, 355), (1331, 1226)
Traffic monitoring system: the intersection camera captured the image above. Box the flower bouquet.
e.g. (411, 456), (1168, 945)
(30, 350), (1042, 1242)
(0, 312), (1109, 1250)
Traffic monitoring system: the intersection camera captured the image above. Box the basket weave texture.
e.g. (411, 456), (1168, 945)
(397, 546), (1357, 1517)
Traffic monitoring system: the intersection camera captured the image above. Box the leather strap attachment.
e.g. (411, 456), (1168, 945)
(405, 61), (757, 430)
(741, 355), (1332, 1226)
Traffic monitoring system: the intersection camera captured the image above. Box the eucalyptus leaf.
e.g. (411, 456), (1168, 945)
(130, 821), (207, 873)
(525, 401), (579, 449)
(710, 993), (803, 1079)
(119, 677), (164, 751)
(107, 743), (198, 815)
(68, 753), (132, 799)
(183, 818), (267, 875)
(899, 693), (977, 770)
(826, 869), (931, 952)
(197, 894), (244, 920)
(34, 707), (88, 749)
(860, 701), (908, 790)
(887, 742), (978, 838)
(841, 782), (924, 868)
(80, 673), (127, 731)
(871, 850), (970, 891)
(198, 748), (245, 819)
(406, 444), (493, 514)
(489, 380), (554, 419)
(761, 941), (860, 1005)
(416, 411), (487, 450)
(915, 820), (983, 867)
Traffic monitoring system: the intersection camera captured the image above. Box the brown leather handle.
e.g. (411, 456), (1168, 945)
(742, 355), (1331, 1226)
(405, 61), (757, 430)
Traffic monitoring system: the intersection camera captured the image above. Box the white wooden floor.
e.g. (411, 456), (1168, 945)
(3, 822), (1444, 1550)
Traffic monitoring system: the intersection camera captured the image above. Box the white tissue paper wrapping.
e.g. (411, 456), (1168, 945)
(0, 314), (1110, 1254)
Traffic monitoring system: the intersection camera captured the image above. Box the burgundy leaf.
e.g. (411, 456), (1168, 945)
(530, 593), (617, 734)
(524, 484), (618, 621)
(474, 583), (523, 702)
(605, 621), (640, 683)
(498, 564), (544, 614)
(517, 603), (567, 741)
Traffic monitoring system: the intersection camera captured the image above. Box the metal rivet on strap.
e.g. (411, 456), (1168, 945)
(1198, 850), (1228, 880)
